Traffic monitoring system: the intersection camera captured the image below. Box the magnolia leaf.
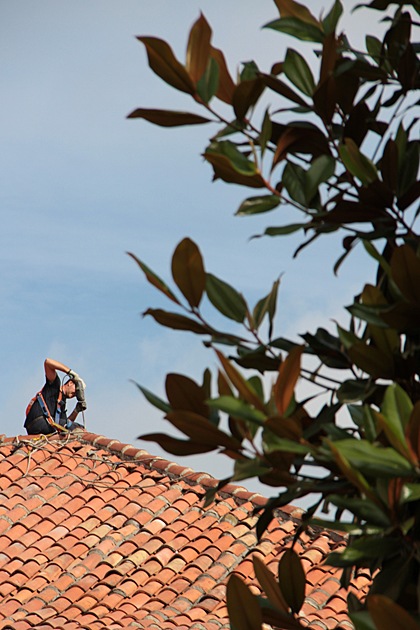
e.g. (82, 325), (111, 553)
(283, 49), (315, 96)
(253, 278), (281, 337)
(282, 162), (307, 206)
(233, 77), (265, 120)
(196, 56), (219, 103)
(263, 223), (307, 236)
(339, 137), (379, 185)
(261, 73), (309, 107)
(233, 458), (271, 481)
(368, 595), (420, 630)
(143, 308), (210, 334)
(132, 381), (171, 414)
(216, 349), (266, 412)
(328, 494), (390, 527)
(127, 252), (180, 304)
(390, 244), (420, 306)
(226, 574), (263, 630)
(236, 194), (280, 216)
(139, 433), (215, 455)
(207, 396), (266, 425)
(348, 341), (395, 379)
(166, 410), (240, 450)
(278, 549), (306, 614)
(138, 36), (195, 94)
(274, 345), (304, 415)
(165, 373), (208, 416)
(253, 556), (288, 612)
(331, 439), (414, 477)
(382, 383), (413, 431)
(406, 402), (420, 465)
(264, 17), (325, 43)
(186, 13), (212, 84)
(210, 46), (235, 104)
(206, 273), (247, 322)
(127, 108), (211, 127)
(204, 141), (265, 188)
(171, 238), (206, 308)
(322, 0), (343, 35)
(274, 0), (321, 27)
(305, 155), (335, 202)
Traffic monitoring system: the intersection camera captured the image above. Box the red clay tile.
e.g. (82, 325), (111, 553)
(0, 432), (369, 630)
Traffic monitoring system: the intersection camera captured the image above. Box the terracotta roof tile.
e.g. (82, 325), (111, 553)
(0, 432), (370, 628)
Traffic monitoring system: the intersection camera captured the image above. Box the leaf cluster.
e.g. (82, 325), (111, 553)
(129, 0), (420, 628)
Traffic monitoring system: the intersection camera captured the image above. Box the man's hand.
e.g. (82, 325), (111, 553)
(68, 370), (87, 391)
(75, 401), (87, 413)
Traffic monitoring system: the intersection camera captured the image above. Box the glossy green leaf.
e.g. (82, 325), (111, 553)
(128, 252), (180, 304)
(262, 431), (309, 455)
(382, 383), (413, 432)
(207, 396), (266, 424)
(236, 195), (280, 216)
(305, 155), (335, 202)
(328, 537), (401, 567)
(283, 49), (315, 96)
(265, 17), (324, 43)
(278, 549), (306, 614)
(196, 56), (219, 103)
(204, 141), (265, 188)
(282, 162), (307, 206)
(328, 494), (390, 527)
(253, 278), (281, 337)
(339, 138), (379, 185)
(331, 439), (414, 477)
(322, 0), (343, 35)
(171, 238), (206, 308)
(233, 458), (271, 481)
(227, 574), (263, 630)
(366, 34), (384, 66)
(260, 108), (272, 158)
(132, 381), (171, 414)
(186, 13), (212, 84)
(206, 273), (247, 322)
(138, 36), (195, 94)
(127, 108), (211, 127)
(263, 223), (307, 237)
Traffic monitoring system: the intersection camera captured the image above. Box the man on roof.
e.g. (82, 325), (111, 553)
(24, 358), (87, 435)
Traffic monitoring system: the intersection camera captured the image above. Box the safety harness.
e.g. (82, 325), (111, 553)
(25, 388), (68, 433)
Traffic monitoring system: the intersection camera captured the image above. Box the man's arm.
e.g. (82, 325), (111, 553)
(44, 358), (71, 383)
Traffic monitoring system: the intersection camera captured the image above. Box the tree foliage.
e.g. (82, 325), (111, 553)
(128, 0), (420, 628)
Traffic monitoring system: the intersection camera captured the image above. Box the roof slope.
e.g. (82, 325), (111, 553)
(0, 432), (370, 630)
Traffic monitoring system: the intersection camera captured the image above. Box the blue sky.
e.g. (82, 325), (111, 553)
(1, 1), (389, 487)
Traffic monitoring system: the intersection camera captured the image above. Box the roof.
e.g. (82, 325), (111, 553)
(0, 432), (371, 630)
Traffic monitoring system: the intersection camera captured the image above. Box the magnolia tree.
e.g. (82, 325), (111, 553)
(128, 0), (420, 628)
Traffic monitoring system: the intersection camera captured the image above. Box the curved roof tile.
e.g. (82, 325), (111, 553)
(0, 432), (370, 629)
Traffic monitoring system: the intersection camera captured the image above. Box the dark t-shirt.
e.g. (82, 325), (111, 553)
(25, 375), (67, 427)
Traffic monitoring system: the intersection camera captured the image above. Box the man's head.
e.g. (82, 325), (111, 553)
(62, 379), (77, 398)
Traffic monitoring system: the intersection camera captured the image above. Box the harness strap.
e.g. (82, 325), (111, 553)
(26, 389), (67, 433)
